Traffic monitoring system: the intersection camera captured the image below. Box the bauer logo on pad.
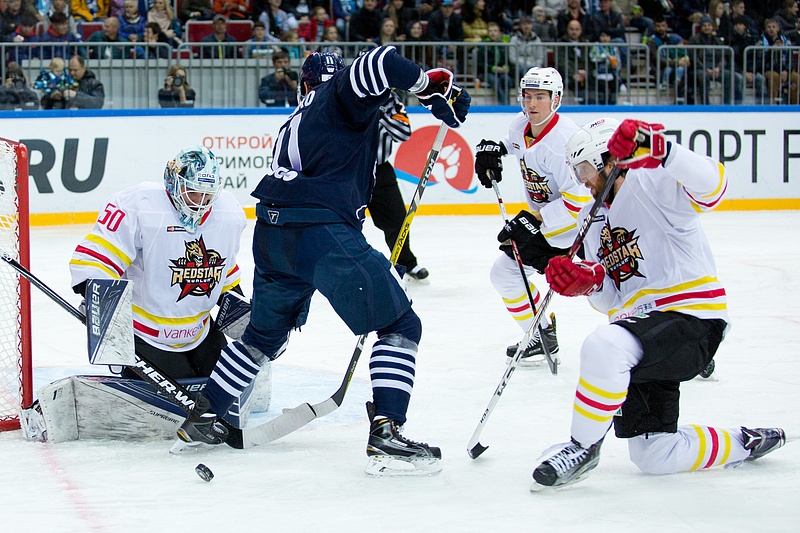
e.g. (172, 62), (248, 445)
(86, 279), (136, 366)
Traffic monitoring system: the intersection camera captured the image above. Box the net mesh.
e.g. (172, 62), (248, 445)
(0, 139), (24, 429)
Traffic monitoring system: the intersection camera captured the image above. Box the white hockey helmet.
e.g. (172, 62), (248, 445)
(518, 67), (564, 125)
(565, 117), (621, 183)
(164, 146), (222, 233)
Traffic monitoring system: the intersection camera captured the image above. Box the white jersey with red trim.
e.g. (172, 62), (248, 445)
(584, 143), (729, 324)
(69, 182), (247, 352)
(502, 112), (592, 249)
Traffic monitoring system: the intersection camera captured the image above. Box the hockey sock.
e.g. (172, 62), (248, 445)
(490, 255), (549, 330)
(204, 341), (261, 416)
(369, 334), (417, 426)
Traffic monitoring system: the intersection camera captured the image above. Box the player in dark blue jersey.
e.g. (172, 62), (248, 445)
(178, 46), (470, 476)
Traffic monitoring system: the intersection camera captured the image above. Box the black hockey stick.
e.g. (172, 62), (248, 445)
(239, 122), (450, 447)
(491, 180), (558, 375)
(467, 165), (622, 460)
(0, 252), (247, 449)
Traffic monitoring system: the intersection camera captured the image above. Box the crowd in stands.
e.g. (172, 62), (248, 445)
(1, 0), (799, 108)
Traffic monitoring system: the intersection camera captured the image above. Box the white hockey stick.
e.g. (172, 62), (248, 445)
(491, 180), (558, 375)
(238, 123), (450, 447)
(467, 166), (622, 459)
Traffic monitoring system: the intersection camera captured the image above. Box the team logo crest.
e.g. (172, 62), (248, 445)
(596, 222), (645, 289)
(170, 236), (226, 301)
(520, 159), (552, 203)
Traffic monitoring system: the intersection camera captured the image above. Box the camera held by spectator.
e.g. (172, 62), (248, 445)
(1, 64), (41, 111)
(159, 64), (196, 108)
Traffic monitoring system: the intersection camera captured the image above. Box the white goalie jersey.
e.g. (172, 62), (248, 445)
(502, 112), (592, 249)
(69, 182), (247, 353)
(584, 143), (729, 325)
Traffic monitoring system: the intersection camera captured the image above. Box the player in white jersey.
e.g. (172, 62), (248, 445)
(69, 146), (247, 379)
(522, 117), (785, 491)
(474, 67), (591, 363)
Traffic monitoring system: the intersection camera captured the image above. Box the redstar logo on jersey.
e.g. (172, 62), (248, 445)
(596, 222), (645, 289)
(520, 159), (552, 203)
(394, 126), (477, 193)
(169, 236), (226, 301)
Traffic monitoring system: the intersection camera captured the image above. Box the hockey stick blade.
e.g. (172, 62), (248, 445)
(467, 166), (622, 459)
(0, 253), (246, 450)
(468, 441), (488, 459)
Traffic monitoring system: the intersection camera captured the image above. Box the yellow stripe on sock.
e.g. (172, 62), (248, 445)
(574, 403), (615, 423)
(690, 425), (706, 471)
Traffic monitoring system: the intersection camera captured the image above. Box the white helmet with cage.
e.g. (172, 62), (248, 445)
(164, 146), (222, 233)
(518, 67), (564, 126)
(565, 117), (620, 183)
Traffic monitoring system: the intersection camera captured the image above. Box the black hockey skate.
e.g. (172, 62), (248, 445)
(406, 266), (430, 281)
(177, 393), (229, 445)
(741, 427), (786, 461)
(506, 313), (559, 365)
(698, 358), (715, 379)
(530, 438), (602, 492)
(365, 402), (441, 477)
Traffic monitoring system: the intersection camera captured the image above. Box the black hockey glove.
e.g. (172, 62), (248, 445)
(474, 139), (507, 188)
(497, 210), (570, 273)
(416, 68), (468, 128)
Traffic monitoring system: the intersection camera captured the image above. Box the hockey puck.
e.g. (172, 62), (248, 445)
(195, 463), (214, 482)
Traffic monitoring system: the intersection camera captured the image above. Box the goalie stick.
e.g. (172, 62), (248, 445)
(0, 252), (246, 449)
(491, 181), (557, 375)
(467, 165), (623, 460)
(237, 122), (452, 447)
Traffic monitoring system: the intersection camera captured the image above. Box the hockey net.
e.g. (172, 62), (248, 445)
(0, 138), (33, 431)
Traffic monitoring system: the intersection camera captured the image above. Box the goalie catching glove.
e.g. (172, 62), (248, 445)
(545, 256), (605, 297)
(474, 139), (507, 188)
(497, 210), (569, 273)
(415, 68), (470, 128)
(607, 119), (667, 169)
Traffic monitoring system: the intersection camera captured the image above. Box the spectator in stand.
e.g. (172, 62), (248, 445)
(588, 30), (621, 103)
(180, 0), (214, 23)
(42, 0), (79, 39)
(350, 0), (382, 42)
(1, 0), (16, 43)
(538, 0), (567, 20)
(511, 0), (536, 20)
(258, 49), (298, 106)
(7, 14), (39, 63)
(41, 11), (83, 59)
(619, 2), (655, 38)
(427, 0), (464, 63)
(726, 0), (756, 38)
(214, 0), (249, 20)
(407, 0), (435, 21)
(4, 0), (24, 27)
(647, 15), (690, 102)
(107, 0), (124, 19)
(403, 19), (433, 67)
(319, 23), (343, 53)
(588, 0), (627, 71)
(0, 64), (39, 110)
(148, 0), (182, 46)
(532, 5), (558, 40)
(87, 16), (130, 58)
(774, 0), (799, 44)
(332, 0), (357, 38)
(290, 0), (312, 21)
(201, 14), (239, 57)
(556, 18), (589, 102)
(118, 0), (145, 41)
(689, 15), (739, 103)
(244, 20), (276, 56)
(676, 0), (706, 39)
(33, 56), (74, 109)
(557, 0), (588, 38)
(510, 15), (545, 77)
(258, 0), (298, 41)
(479, 21), (513, 104)
(462, 0), (490, 42)
(298, 5), (334, 42)
(71, 0), (109, 21)
(280, 27), (303, 57)
(749, 0), (783, 31)
(708, 0), (730, 42)
(374, 16), (398, 45)
(385, 0), (417, 40)
(134, 21), (171, 57)
(158, 63), (196, 107)
(729, 15), (766, 103)
(61, 54), (104, 108)
(760, 17), (799, 103)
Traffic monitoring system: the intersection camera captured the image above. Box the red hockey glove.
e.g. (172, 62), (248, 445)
(545, 255), (605, 297)
(607, 119), (667, 169)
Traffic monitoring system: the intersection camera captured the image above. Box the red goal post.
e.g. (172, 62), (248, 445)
(0, 138), (33, 431)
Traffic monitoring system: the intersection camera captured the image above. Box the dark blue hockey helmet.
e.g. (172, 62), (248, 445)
(299, 52), (345, 98)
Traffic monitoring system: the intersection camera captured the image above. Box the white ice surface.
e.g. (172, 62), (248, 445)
(2, 212), (799, 532)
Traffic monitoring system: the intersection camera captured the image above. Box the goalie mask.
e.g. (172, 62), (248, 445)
(164, 146), (222, 233)
(566, 117), (620, 184)
(299, 52), (345, 101)
(518, 67), (563, 126)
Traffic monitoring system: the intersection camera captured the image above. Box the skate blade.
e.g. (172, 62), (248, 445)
(695, 372), (719, 382)
(169, 439), (202, 455)
(404, 275), (431, 286)
(364, 455), (442, 477)
(530, 472), (591, 493)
